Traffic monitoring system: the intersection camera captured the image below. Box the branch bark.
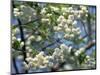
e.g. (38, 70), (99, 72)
(17, 18), (28, 73)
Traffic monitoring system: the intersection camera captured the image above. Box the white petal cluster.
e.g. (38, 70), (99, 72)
(75, 47), (85, 56)
(13, 8), (21, 17)
(13, 5), (36, 23)
(40, 8), (47, 15)
(52, 44), (72, 62)
(25, 51), (54, 69)
(50, 6), (59, 12)
(54, 12), (81, 40)
(41, 18), (50, 24)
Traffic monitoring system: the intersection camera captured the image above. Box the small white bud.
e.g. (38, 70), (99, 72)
(60, 44), (68, 50)
(67, 19), (72, 24)
(28, 49), (33, 52)
(28, 35), (35, 40)
(70, 34), (74, 38)
(75, 51), (80, 56)
(64, 34), (70, 39)
(26, 40), (31, 45)
(36, 36), (42, 42)
(17, 38), (21, 42)
(41, 18), (49, 23)
(20, 5), (26, 9)
(14, 8), (19, 12)
(12, 36), (16, 41)
(68, 15), (75, 20)
(20, 41), (24, 48)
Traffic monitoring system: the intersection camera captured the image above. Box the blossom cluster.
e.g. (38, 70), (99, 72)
(23, 44), (73, 70)
(13, 5), (36, 23)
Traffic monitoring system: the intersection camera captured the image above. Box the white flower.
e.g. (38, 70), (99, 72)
(26, 57), (33, 62)
(79, 47), (85, 53)
(60, 44), (68, 50)
(36, 36), (42, 41)
(26, 46), (30, 50)
(28, 49), (33, 53)
(61, 7), (67, 12)
(77, 30), (81, 35)
(41, 18), (50, 23)
(64, 64), (73, 70)
(65, 28), (71, 32)
(72, 20), (77, 25)
(85, 14), (88, 17)
(64, 24), (68, 28)
(86, 55), (90, 61)
(13, 28), (20, 34)
(64, 34), (70, 39)
(32, 57), (38, 62)
(72, 28), (76, 32)
(54, 26), (62, 31)
(14, 8), (19, 12)
(68, 46), (72, 53)
(17, 38), (21, 42)
(68, 15), (75, 20)
(75, 48), (85, 56)
(46, 13), (52, 17)
(58, 23), (63, 27)
(48, 62), (54, 67)
(12, 36), (16, 41)
(68, 7), (73, 11)
(57, 15), (65, 23)
(75, 51), (80, 56)
(38, 51), (45, 56)
(77, 14), (81, 19)
(50, 6), (59, 12)
(43, 59), (49, 64)
(79, 10), (84, 15)
(80, 6), (87, 11)
(14, 11), (21, 17)
(26, 52), (31, 57)
(40, 8), (46, 15)
(28, 35), (35, 41)
(67, 19), (73, 24)
(55, 48), (60, 53)
(20, 41), (24, 48)
(26, 40), (31, 45)
(20, 5), (26, 9)
(24, 64), (29, 70)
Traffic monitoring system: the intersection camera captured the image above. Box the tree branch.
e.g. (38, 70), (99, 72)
(85, 40), (96, 50)
(17, 18), (28, 73)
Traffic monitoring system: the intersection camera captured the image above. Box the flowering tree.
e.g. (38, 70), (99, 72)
(11, 1), (96, 74)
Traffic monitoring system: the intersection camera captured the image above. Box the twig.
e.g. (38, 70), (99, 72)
(12, 58), (19, 74)
(17, 18), (28, 73)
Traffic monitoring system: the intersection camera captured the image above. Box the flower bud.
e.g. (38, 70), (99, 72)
(20, 41), (24, 48)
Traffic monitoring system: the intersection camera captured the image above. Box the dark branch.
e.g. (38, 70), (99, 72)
(17, 18), (28, 73)
(85, 40), (96, 50)
(12, 58), (19, 74)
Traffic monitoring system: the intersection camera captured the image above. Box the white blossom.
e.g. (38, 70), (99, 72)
(28, 35), (35, 41)
(68, 15), (75, 20)
(20, 41), (24, 48)
(36, 36), (42, 42)
(67, 19), (73, 24)
(40, 8), (47, 15)
(60, 44), (68, 50)
(12, 36), (16, 41)
(57, 15), (65, 23)
(41, 18), (50, 23)
(17, 38), (21, 42)
(26, 40), (31, 45)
